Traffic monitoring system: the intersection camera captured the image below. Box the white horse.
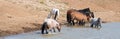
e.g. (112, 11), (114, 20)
(90, 17), (101, 28)
(41, 18), (61, 34)
(47, 8), (60, 20)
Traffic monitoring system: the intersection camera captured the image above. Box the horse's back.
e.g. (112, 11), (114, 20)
(44, 19), (59, 27)
(71, 12), (87, 19)
(78, 8), (91, 13)
(90, 18), (101, 24)
(71, 12), (88, 22)
(67, 9), (77, 14)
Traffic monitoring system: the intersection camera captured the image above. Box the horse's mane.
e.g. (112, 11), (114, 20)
(78, 8), (91, 13)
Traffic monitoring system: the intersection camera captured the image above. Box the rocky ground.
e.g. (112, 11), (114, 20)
(0, 0), (120, 36)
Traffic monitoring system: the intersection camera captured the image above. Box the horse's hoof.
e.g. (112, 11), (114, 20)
(42, 33), (46, 34)
(41, 32), (44, 34)
(54, 31), (56, 32)
(46, 32), (48, 34)
(90, 26), (93, 28)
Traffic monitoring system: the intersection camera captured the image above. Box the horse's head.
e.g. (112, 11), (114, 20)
(97, 17), (101, 23)
(86, 12), (95, 22)
(56, 23), (62, 32)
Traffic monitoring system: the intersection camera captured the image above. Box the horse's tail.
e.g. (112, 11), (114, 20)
(54, 11), (58, 20)
(67, 11), (69, 23)
(66, 9), (76, 24)
(41, 22), (48, 34)
(67, 13), (71, 23)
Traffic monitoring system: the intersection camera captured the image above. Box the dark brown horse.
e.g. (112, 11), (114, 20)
(77, 8), (94, 18)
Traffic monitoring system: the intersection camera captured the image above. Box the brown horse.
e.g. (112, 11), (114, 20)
(71, 11), (89, 25)
(66, 8), (94, 25)
(66, 9), (77, 24)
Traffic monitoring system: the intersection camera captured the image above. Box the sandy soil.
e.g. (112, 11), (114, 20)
(0, 0), (120, 36)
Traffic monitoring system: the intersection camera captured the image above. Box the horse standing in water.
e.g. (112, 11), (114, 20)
(66, 8), (94, 24)
(90, 17), (102, 28)
(47, 8), (60, 20)
(41, 18), (61, 34)
(71, 11), (89, 25)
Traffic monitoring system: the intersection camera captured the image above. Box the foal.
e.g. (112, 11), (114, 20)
(41, 18), (61, 34)
(47, 8), (60, 20)
(90, 17), (101, 28)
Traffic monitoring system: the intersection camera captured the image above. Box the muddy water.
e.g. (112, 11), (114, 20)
(1, 22), (120, 39)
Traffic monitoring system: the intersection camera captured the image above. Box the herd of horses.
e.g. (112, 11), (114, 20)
(41, 8), (102, 34)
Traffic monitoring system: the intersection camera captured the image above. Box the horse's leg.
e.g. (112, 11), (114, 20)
(81, 19), (85, 26)
(99, 23), (101, 28)
(67, 14), (71, 24)
(98, 23), (102, 28)
(83, 22), (86, 26)
(78, 21), (82, 25)
(79, 20), (84, 26)
(71, 20), (75, 25)
(91, 12), (94, 18)
(53, 27), (56, 32)
(54, 11), (58, 20)
(95, 25), (97, 28)
(49, 29), (52, 33)
(90, 24), (94, 27)
(47, 27), (53, 34)
(45, 28), (48, 34)
(71, 17), (75, 25)
(67, 14), (69, 23)
(41, 22), (48, 34)
(44, 25), (48, 34)
(87, 17), (90, 22)
(45, 25), (49, 34)
(41, 26), (45, 34)
(57, 27), (61, 32)
(96, 23), (99, 28)
(70, 18), (72, 25)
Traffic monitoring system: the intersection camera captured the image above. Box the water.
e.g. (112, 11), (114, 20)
(0, 22), (120, 39)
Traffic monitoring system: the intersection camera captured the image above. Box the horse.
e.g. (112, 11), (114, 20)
(77, 8), (94, 18)
(41, 18), (61, 34)
(66, 9), (77, 24)
(90, 17), (101, 28)
(71, 11), (89, 25)
(66, 8), (94, 24)
(47, 8), (60, 20)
